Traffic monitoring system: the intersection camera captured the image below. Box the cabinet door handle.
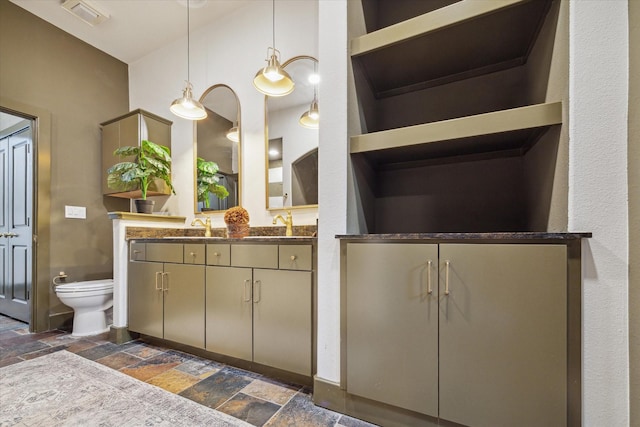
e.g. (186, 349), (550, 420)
(290, 255), (297, 261)
(163, 272), (169, 292)
(155, 272), (162, 291)
(212, 252), (219, 257)
(427, 260), (433, 295)
(253, 280), (261, 303)
(190, 251), (196, 258)
(444, 260), (450, 296)
(243, 279), (251, 302)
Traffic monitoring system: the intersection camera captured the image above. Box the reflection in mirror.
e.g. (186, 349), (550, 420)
(266, 56), (319, 209)
(195, 84), (241, 213)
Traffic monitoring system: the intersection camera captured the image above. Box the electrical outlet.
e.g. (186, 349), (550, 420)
(64, 205), (86, 219)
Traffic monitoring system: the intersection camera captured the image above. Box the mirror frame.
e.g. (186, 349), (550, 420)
(194, 83), (242, 214)
(264, 55), (319, 211)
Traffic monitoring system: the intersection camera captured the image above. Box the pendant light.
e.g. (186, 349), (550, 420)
(299, 62), (319, 129)
(226, 123), (239, 142)
(170, 0), (207, 120)
(253, 0), (294, 97)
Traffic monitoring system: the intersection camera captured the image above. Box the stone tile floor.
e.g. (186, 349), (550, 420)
(0, 315), (377, 427)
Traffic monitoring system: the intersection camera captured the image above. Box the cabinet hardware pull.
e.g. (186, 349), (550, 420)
(155, 272), (162, 291)
(253, 280), (262, 303)
(427, 260), (433, 295)
(213, 252), (219, 257)
(290, 255), (297, 261)
(243, 279), (251, 302)
(163, 272), (169, 292)
(190, 252), (196, 258)
(445, 260), (450, 295)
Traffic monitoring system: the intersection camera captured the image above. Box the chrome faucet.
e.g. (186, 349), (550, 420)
(191, 217), (212, 237)
(273, 210), (293, 236)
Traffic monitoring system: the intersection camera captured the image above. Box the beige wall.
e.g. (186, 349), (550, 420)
(0, 0), (129, 330)
(630, 1), (639, 425)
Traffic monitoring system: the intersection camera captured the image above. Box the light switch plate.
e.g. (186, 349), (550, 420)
(65, 205), (86, 219)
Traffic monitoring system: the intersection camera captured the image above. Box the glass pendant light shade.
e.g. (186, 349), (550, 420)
(226, 124), (239, 142)
(253, 48), (295, 97)
(299, 98), (319, 129)
(170, 81), (207, 120)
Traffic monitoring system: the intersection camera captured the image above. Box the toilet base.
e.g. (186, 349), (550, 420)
(71, 310), (111, 337)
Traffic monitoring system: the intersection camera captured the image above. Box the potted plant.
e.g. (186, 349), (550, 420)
(196, 157), (229, 210)
(106, 139), (175, 213)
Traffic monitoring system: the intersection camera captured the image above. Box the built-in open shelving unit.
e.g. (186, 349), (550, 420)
(348, 0), (566, 233)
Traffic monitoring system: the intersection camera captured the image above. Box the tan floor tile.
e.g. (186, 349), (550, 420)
(242, 378), (298, 405)
(146, 368), (200, 394)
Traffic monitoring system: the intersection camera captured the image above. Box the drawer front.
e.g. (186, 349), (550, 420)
(279, 245), (312, 271)
(130, 242), (146, 261)
(231, 244), (278, 269)
(184, 244), (206, 265)
(145, 243), (183, 263)
(206, 244), (231, 266)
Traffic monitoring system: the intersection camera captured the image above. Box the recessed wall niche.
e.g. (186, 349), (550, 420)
(349, 0), (568, 233)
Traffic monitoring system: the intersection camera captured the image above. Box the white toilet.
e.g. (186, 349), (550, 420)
(55, 279), (114, 337)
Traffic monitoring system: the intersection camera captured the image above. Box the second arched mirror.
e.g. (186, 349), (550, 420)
(195, 84), (241, 213)
(266, 56), (319, 210)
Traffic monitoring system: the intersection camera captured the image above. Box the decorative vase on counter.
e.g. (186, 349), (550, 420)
(226, 223), (250, 239)
(134, 199), (155, 214)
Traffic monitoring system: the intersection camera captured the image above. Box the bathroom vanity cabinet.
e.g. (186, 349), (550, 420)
(206, 244), (312, 376)
(331, 234), (587, 427)
(128, 243), (205, 348)
(128, 239), (315, 380)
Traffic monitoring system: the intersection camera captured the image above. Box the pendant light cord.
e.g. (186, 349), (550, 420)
(187, 0), (191, 82)
(272, 0), (275, 49)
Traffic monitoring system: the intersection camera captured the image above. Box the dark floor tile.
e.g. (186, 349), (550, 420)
(75, 342), (121, 361)
(179, 369), (252, 409)
(0, 340), (50, 359)
(64, 339), (101, 354)
(96, 351), (144, 370)
(122, 342), (165, 359)
(0, 330), (63, 347)
(218, 392), (281, 427)
(0, 356), (23, 367)
(118, 351), (186, 381)
(337, 414), (380, 427)
(21, 345), (66, 360)
(222, 365), (263, 381)
(266, 393), (340, 427)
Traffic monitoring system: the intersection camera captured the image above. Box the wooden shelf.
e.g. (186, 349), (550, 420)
(351, 0), (552, 98)
(350, 102), (562, 165)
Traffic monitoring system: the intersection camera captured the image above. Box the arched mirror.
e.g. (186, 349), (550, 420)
(265, 56), (319, 210)
(195, 84), (241, 213)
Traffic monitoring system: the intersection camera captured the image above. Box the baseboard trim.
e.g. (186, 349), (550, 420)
(313, 376), (438, 427)
(48, 311), (73, 332)
(109, 326), (138, 344)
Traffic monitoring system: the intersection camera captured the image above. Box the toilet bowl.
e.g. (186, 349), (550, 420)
(55, 279), (114, 337)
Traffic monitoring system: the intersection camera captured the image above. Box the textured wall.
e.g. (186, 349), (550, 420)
(0, 0), (129, 326)
(569, 1), (630, 425)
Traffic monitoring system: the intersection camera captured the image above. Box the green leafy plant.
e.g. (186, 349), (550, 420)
(107, 140), (175, 200)
(196, 157), (229, 209)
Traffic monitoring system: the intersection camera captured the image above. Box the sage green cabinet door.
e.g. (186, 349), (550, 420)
(253, 268), (312, 376)
(439, 244), (567, 427)
(206, 266), (253, 361)
(163, 263), (205, 349)
(128, 261), (164, 338)
(346, 243), (439, 417)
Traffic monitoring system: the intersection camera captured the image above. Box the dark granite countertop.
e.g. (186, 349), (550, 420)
(336, 232), (591, 241)
(131, 236), (317, 244)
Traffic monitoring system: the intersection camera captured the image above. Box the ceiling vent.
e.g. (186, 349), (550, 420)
(61, 0), (110, 26)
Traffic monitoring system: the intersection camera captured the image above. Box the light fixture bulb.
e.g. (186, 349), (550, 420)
(170, 82), (207, 120)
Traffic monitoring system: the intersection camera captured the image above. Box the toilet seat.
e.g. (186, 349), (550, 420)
(56, 279), (113, 294)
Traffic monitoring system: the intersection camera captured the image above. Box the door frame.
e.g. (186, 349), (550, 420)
(1, 97), (51, 332)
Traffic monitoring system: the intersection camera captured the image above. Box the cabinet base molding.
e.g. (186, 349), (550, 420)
(313, 377), (444, 427)
(48, 311), (73, 332)
(138, 335), (313, 387)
